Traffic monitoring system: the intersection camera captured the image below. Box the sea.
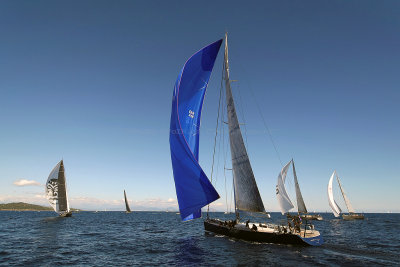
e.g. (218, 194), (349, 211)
(0, 211), (398, 266)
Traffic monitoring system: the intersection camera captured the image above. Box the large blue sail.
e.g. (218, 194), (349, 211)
(170, 39), (222, 221)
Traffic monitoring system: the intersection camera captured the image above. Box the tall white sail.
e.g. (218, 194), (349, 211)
(45, 160), (70, 213)
(224, 34), (265, 213)
(276, 160), (294, 215)
(336, 174), (355, 213)
(327, 171), (342, 217)
(292, 160), (307, 213)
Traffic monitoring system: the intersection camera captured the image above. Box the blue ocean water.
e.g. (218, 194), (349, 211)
(0, 211), (398, 266)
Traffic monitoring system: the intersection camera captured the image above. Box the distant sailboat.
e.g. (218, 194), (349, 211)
(328, 171), (364, 220)
(276, 159), (323, 221)
(169, 34), (323, 246)
(45, 160), (72, 217)
(124, 190), (131, 213)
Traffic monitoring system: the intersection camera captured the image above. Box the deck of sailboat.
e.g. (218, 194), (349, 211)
(204, 218), (323, 246)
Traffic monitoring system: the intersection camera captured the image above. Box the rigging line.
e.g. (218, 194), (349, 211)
(234, 58), (283, 167)
(248, 84), (283, 167)
(207, 61), (225, 215)
(235, 82), (250, 151)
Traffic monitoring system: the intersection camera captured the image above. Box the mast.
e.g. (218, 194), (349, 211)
(292, 160), (307, 214)
(124, 190), (131, 212)
(336, 172), (355, 213)
(224, 33), (265, 220)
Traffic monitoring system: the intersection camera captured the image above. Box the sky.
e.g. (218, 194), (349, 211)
(0, 1), (399, 212)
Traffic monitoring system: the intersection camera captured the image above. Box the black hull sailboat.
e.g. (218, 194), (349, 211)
(169, 34), (323, 246)
(204, 219), (322, 246)
(45, 160), (72, 217)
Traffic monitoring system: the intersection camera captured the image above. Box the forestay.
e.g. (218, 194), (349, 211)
(327, 171), (342, 217)
(224, 34), (265, 213)
(170, 39), (222, 221)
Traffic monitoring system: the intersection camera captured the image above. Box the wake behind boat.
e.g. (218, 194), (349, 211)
(169, 34), (323, 246)
(45, 160), (72, 217)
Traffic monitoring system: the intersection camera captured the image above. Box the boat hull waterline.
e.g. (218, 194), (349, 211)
(342, 213), (364, 220)
(204, 219), (323, 246)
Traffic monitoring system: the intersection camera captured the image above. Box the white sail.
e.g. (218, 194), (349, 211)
(336, 174), (355, 213)
(327, 171), (342, 217)
(45, 160), (70, 214)
(292, 160), (307, 213)
(276, 160), (294, 215)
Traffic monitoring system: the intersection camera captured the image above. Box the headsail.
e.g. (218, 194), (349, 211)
(292, 160), (307, 213)
(336, 173), (355, 213)
(224, 34), (265, 213)
(170, 39), (222, 221)
(327, 171), (342, 217)
(45, 160), (70, 213)
(124, 190), (131, 213)
(276, 160), (294, 214)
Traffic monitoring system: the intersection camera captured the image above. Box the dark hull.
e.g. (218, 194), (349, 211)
(59, 211), (72, 217)
(204, 219), (323, 246)
(342, 213), (364, 220)
(301, 214), (323, 221)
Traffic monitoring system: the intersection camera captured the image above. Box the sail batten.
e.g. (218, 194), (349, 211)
(276, 160), (294, 214)
(292, 160), (307, 213)
(170, 39), (222, 221)
(336, 174), (355, 213)
(124, 190), (131, 212)
(328, 171), (342, 217)
(224, 34), (265, 213)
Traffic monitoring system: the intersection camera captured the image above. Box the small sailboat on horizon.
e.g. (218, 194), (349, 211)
(276, 159), (323, 221)
(45, 160), (72, 217)
(124, 190), (132, 213)
(169, 34), (323, 246)
(328, 170), (364, 220)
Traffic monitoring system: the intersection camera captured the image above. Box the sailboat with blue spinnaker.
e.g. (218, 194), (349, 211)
(169, 34), (323, 246)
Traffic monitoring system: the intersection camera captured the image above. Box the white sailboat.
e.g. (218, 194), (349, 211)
(276, 159), (323, 220)
(45, 160), (72, 217)
(327, 170), (364, 220)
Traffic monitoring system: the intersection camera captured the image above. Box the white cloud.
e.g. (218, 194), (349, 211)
(13, 179), (41, 187)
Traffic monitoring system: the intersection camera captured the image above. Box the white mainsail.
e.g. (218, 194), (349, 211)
(327, 171), (342, 217)
(45, 160), (70, 214)
(276, 160), (294, 215)
(224, 33), (265, 214)
(292, 160), (307, 213)
(336, 174), (355, 213)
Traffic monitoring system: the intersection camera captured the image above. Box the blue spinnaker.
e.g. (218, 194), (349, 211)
(170, 39), (222, 221)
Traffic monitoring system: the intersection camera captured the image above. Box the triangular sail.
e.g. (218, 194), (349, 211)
(336, 173), (355, 213)
(124, 190), (131, 212)
(328, 171), (342, 217)
(292, 160), (307, 213)
(45, 160), (70, 213)
(224, 34), (265, 213)
(170, 39), (222, 221)
(276, 160), (294, 214)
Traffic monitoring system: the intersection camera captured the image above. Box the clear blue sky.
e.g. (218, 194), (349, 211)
(0, 1), (399, 212)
